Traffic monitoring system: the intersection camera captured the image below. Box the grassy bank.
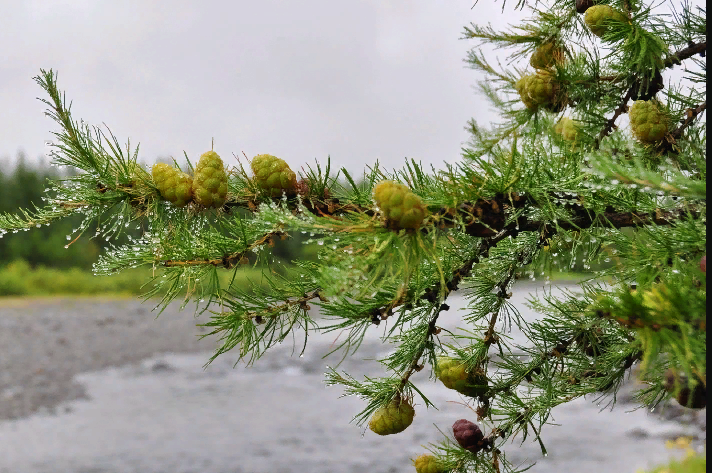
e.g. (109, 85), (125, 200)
(0, 259), (594, 298)
(0, 260), (271, 297)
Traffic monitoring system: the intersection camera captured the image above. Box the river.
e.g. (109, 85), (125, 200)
(0, 284), (704, 472)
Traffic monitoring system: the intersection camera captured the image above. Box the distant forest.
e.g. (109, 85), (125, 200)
(0, 153), (108, 269)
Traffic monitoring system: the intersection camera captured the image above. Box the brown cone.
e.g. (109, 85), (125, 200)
(452, 419), (485, 453)
(576, 0), (595, 14)
(664, 368), (707, 409)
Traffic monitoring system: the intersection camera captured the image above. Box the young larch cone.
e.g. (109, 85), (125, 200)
(373, 180), (428, 230)
(515, 70), (564, 112)
(435, 357), (488, 398)
(413, 454), (445, 473)
(584, 5), (628, 38)
(250, 153), (297, 197)
(629, 100), (669, 143)
(554, 117), (583, 143)
(368, 399), (415, 435)
(192, 151), (228, 208)
(452, 418), (485, 453)
(530, 42), (566, 70)
(151, 163), (193, 207)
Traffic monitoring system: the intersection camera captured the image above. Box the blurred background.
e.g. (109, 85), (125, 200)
(0, 1), (705, 472)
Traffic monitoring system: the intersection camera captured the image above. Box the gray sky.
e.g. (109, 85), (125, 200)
(1, 1), (700, 176)
(1, 1), (528, 175)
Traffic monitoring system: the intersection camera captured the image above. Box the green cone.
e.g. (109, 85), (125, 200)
(630, 100), (668, 143)
(152, 163), (193, 207)
(530, 42), (565, 70)
(192, 151), (228, 208)
(435, 356), (488, 398)
(250, 154), (298, 197)
(373, 180), (428, 230)
(554, 117), (583, 143)
(413, 454), (445, 473)
(515, 71), (561, 112)
(585, 5), (628, 38)
(368, 399), (415, 435)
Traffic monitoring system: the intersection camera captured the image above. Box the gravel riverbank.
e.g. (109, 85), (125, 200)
(0, 287), (705, 473)
(0, 296), (214, 421)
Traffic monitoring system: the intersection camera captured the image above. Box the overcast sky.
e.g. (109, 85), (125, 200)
(1, 1), (701, 176)
(1, 1), (532, 175)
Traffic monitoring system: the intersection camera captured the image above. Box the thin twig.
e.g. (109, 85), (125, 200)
(594, 88), (633, 150)
(671, 101), (707, 140)
(161, 231), (286, 269)
(662, 41), (707, 68)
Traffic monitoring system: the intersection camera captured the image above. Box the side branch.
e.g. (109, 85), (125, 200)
(394, 230), (514, 391)
(594, 88), (634, 150)
(483, 234), (545, 348)
(655, 100), (707, 155)
(662, 41), (707, 68)
(160, 231), (287, 269)
(241, 289), (324, 324)
(396, 307), (444, 393)
(671, 101), (707, 140)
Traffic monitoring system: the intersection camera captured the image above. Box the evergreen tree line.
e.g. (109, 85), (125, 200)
(0, 153), (101, 268)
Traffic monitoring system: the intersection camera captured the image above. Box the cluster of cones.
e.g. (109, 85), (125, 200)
(151, 153), (433, 231)
(151, 152), (300, 208)
(517, 1), (670, 146)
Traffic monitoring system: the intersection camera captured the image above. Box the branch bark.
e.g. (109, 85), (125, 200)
(662, 41), (707, 68)
(671, 100), (707, 141)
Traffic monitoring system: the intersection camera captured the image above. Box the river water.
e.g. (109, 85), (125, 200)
(0, 285), (704, 473)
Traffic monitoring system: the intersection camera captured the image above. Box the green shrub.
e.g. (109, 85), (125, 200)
(638, 449), (706, 473)
(0, 259), (269, 297)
